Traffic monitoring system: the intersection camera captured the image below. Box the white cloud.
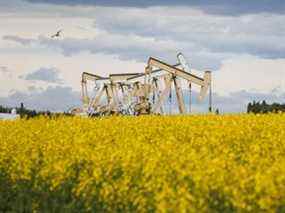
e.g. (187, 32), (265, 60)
(0, 50), (145, 96)
(215, 56), (285, 94)
(1, 33), (180, 68)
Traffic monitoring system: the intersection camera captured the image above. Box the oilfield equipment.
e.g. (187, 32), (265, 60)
(79, 53), (212, 116)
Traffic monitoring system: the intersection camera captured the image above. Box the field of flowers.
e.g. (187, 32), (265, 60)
(0, 114), (285, 212)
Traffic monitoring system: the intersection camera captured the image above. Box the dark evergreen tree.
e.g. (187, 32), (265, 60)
(247, 100), (285, 114)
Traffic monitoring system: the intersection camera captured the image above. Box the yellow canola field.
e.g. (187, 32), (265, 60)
(0, 114), (285, 212)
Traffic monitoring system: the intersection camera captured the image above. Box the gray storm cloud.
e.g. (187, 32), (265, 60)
(20, 67), (62, 83)
(24, 0), (285, 15)
(0, 86), (81, 111)
(3, 6), (285, 71)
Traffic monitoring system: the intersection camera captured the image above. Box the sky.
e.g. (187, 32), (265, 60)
(0, 0), (284, 112)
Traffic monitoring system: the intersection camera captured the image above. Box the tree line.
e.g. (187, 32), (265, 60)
(0, 103), (71, 119)
(1, 101), (284, 117)
(247, 100), (285, 114)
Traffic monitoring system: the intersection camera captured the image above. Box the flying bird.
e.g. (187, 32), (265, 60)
(51, 29), (63, 38)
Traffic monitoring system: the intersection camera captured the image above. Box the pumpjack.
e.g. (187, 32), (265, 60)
(76, 53), (212, 116)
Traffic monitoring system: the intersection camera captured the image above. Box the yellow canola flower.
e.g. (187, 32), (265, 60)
(0, 114), (285, 212)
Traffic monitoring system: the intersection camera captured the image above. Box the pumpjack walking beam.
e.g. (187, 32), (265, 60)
(146, 57), (211, 101)
(145, 57), (212, 114)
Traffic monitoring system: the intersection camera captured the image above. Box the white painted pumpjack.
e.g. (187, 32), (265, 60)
(78, 53), (212, 116)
